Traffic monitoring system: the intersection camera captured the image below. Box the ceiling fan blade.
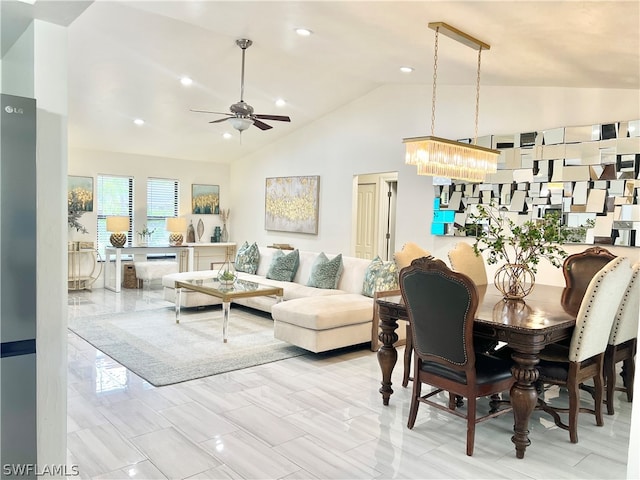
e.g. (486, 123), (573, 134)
(254, 114), (291, 122)
(191, 109), (232, 116)
(209, 117), (230, 124)
(253, 119), (273, 130)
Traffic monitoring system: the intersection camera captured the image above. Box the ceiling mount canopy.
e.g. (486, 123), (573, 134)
(404, 22), (499, 183)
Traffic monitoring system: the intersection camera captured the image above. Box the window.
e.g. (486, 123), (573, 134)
(146, 178), (179, 246)
(97, 175), (133, 257)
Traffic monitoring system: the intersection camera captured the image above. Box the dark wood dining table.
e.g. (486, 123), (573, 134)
(376, 283), (577, 459)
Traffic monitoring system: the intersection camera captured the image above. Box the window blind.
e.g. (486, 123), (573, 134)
(96, 175), (133, 257)
(146, 177), (179, 246)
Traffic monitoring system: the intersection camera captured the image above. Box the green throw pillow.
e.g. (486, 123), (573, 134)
(362, 256), (399, 297)
(307, 253), (343, 289)
(266, 249), (300, 282)
(235, 241), (260, 274)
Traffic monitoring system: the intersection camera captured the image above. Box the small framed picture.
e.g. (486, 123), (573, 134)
(191, 184), (220, 214)
(68, 175), (93, 212)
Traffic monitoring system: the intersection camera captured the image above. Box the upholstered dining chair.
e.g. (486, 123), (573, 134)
(448, 241), (488, 286)
(604, 261), (639, 415)
(393, 242), (431, 387)
(560, 246), (616, 314)
(400, 256), (514, 456)
(537, 256), (632, 443)
(447, 241), (499, 357)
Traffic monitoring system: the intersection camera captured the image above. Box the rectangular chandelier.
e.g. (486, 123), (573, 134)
(404, 136), (499, 183)
(405, 22), (499, 183)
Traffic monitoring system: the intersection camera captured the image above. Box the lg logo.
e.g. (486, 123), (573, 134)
(4, 106), (24, 114)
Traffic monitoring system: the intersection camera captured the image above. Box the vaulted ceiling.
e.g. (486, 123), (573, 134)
(61, 1), (640, 163)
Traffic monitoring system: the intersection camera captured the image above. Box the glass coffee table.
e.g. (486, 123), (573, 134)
(174, 278), (284, 342)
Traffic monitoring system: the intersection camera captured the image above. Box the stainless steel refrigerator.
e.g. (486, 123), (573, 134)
(0, 93), (37, 478)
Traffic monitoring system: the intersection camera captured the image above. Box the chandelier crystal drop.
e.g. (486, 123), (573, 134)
(404, 136), (499, 183)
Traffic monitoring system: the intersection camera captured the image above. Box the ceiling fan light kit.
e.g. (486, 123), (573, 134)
(229, 117), (254, 131)
(404, 22), (499, 183)
(191, 38), (291, 134)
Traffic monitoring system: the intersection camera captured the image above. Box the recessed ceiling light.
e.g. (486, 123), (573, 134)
(222, 132), (233, 140)
(180, 76), (193, 86)
(400, 66), (414, 73)
(133, 118), (145, 126)
(275, 98), (286, 107)
(295, 28), (312, 37)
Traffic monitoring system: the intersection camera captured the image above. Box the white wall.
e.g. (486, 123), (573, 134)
(34, 19), (69, 469)
(230, 83), (640, 264)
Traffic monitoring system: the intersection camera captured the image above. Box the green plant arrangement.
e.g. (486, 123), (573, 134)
(219, 270), (236, 281)
(465, 203), (593, 298)
(136, 225), (156, 243)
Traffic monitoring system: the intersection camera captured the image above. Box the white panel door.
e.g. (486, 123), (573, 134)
(356, 183), (376, 259)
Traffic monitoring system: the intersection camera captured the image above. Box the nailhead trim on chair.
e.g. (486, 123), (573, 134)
(572, 257), (624, 357)
(404, 269), (472, 366)
(610, 268), (639, 342)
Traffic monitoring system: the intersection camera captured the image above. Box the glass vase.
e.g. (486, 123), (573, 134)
(494, 263), (535, 299)
(217, 258), (237, 286)
(221, 223), (229, 242)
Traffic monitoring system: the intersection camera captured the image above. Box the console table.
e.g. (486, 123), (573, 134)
(183, 242), (236, 271)
(104, 245), (194, 293)
(68, 247), (102, 291)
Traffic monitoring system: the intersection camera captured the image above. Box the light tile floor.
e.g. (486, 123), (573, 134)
(67, 286), (632, 479)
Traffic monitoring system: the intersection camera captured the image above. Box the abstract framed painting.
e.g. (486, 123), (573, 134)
(265, 175), (319, 234)
(68, 175), (93, 212)
(191, 184), (220, 214)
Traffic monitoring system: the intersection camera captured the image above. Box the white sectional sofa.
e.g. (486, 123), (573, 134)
(162, 247), (375, 353)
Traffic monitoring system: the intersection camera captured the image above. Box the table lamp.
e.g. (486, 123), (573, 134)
(166, 217), (187, 245)
(106, 216), (129, 247)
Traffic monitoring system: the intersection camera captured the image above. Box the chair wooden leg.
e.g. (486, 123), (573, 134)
(622, 356), (635, 403)
(403, 325), (412, 387)
(594, 370), (604, 427)
(407, 360), (420, 429)
(568, 369), (580, 443)
(466, 396), (476, 456)
(605, 346), (617, 415)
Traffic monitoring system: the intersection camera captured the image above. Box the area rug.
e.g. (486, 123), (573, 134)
(68, 306), (308, 386)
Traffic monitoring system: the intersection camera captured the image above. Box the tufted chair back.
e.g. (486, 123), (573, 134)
(400, 257), (477, 372)
(609, 261), (640, 347)
(448, 242), (488, 286)
(569, 257), (632, 363)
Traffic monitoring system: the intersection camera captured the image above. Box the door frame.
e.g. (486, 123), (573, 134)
(351, 171), (398, 259)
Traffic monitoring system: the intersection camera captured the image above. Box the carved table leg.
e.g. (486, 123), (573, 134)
(509, 350), (540, 459)
(378, 310), (399, 406)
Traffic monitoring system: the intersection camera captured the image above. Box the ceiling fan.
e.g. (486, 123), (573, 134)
(191, 38), (291, 132)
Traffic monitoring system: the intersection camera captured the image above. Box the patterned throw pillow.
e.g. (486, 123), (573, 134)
(362, 256), (399, 297)
(307, 253), (343, 289)
(266, 249), (300, 282)
(235, 241), (260, 274)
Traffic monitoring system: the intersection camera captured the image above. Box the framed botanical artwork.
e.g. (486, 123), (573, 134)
(265, 175), (319, 234)
(192, 184), (220, 214)
(68, 175), (93, 212)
